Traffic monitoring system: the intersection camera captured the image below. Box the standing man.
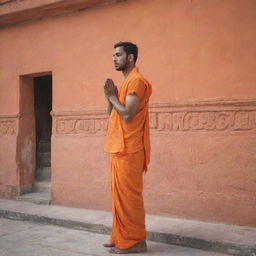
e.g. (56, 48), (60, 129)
(104, 42), (152, 254)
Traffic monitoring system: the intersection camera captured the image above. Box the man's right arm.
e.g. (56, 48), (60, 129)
(107, 101), (113, 115)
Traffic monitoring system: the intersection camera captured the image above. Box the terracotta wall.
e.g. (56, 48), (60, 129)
(0, 0), (256, 226)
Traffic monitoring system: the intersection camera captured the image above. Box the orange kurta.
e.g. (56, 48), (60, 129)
(104, 67), (152, 249)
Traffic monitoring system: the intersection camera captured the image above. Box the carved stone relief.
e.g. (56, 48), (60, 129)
(153, 111), (256, 132)
(0, 120), (16, 135)
(56, 118), (108, 135)
(51, 100), (256, 135)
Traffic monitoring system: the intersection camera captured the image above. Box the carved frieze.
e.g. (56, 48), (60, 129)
(152, 111), (256, 132)
(56, 118), (108, 135)
(0, 119), (17, 135)
(52, 100), (256, 135)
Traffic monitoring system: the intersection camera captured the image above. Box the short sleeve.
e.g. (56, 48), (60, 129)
(127, 78), (146, 99)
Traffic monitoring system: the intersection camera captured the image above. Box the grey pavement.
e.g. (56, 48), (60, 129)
(0, 218), (230, 256)
(0, 198), (256, 255)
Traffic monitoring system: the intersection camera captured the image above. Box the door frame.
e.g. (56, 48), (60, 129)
(18, 71), (52, 195)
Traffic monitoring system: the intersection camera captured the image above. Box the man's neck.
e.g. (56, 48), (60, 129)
(122, 65), (135, 78)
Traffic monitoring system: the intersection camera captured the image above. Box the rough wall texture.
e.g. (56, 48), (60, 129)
(0, 0), (255, 226)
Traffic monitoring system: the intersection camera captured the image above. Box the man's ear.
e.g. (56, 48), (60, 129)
(128, 54), (134, 63)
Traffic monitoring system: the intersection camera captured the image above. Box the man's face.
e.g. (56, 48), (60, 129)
(113, 46), (129, 71)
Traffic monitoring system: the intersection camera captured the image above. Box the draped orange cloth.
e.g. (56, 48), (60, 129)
(104, 67), (152, 249)
(104, 67), (152, 172)
(110, 149), (146, 249)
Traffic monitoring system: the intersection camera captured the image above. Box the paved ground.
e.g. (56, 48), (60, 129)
(0, 218), (230, 256)
(1, 199), (256, 255)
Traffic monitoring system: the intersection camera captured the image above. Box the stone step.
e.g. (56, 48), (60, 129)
(33, 181), (51, 193)
(15, 182), (51, 205)
(37, 152), (51, 166)
(15, 192), (51, 205)
(37, 141), (51, 152)
(35, 167), (51, 181)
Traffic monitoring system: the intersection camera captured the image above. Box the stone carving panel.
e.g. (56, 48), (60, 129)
(55, 118), (108, 135)
(154, 111), (256, 132)
(52, 101), (256, 135)
(0, 120), (16, 135)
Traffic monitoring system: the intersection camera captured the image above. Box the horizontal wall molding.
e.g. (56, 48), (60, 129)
(51, 99), (256, 135)
(1, 99), (255, 136)
(0, 0), (125, 27)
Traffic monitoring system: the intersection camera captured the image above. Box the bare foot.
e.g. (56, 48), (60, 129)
(103, 243), (115, 248)
(108, 241), (147, 254)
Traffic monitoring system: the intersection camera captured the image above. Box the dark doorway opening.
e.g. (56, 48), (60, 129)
(34, 75), (52, 183)
(15, 74), (52, 204)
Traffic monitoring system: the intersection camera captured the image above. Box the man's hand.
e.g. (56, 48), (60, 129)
(104, 78), (140, 122)
(104, 79), (118, 100)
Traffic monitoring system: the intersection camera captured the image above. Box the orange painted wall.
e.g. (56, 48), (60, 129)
(0, 0), (256, 226)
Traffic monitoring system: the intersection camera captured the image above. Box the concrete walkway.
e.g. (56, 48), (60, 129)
(0, 218), (230, 256)
(0, 198), (255, 256)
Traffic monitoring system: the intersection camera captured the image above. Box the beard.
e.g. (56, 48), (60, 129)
(114, 56), (129, 71)
(115, 66), (123, 71)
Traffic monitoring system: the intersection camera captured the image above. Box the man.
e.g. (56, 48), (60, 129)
(103, 41), (152, 254)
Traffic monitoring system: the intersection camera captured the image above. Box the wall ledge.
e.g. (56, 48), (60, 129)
(0, 0), (124, 27)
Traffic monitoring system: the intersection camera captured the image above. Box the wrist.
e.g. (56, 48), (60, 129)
(108, 95), (117, 103)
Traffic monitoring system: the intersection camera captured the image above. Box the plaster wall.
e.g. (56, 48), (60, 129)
(0, 0), (256, 226)
(0, 135), (17, 198)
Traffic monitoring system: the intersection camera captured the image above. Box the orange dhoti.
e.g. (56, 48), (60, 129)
(110, 149), (146, 249)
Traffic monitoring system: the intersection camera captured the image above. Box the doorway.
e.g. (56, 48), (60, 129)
(34, 75), (52, 184)
(16, 73), (52, 204)
(30, 75), (52, 204)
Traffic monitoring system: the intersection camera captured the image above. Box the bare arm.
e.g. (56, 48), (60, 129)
(107, 101), (113, 115)
(108, 94), (140, 122)
(104, 78), (140, 122)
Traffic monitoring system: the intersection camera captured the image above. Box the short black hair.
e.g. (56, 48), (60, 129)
(114, 41), (138, 63)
